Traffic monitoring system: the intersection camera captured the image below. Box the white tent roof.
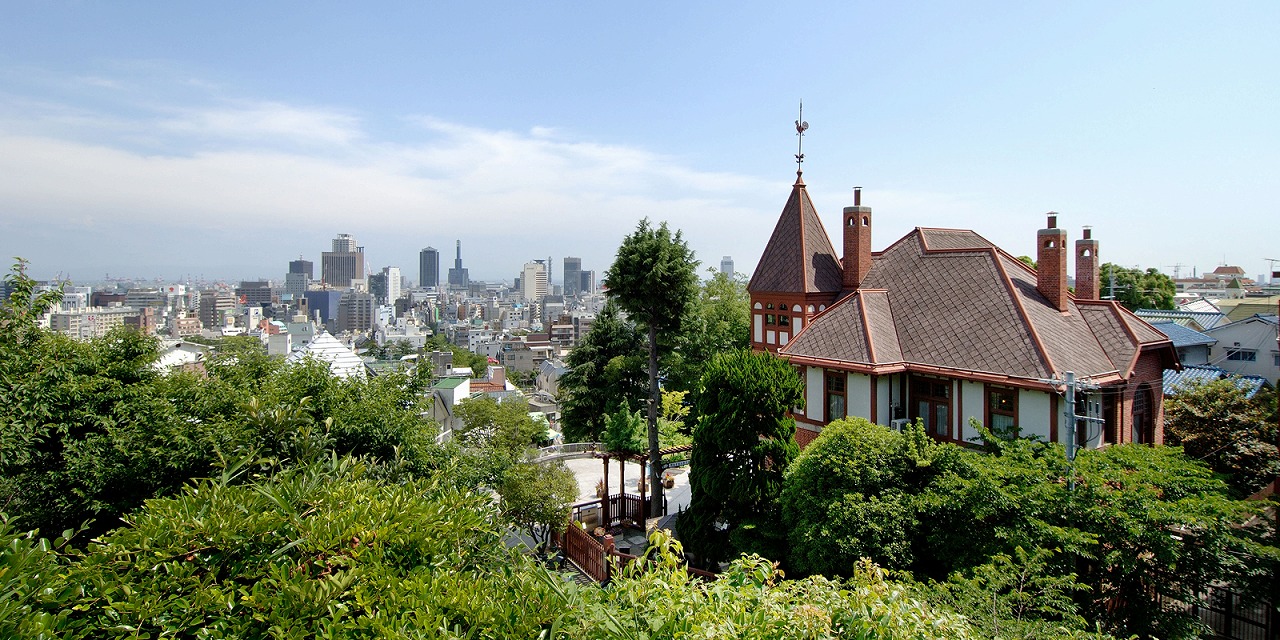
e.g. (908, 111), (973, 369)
(285, 331), (366, 379)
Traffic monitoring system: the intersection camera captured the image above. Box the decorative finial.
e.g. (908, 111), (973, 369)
(795, 101), (808, 177)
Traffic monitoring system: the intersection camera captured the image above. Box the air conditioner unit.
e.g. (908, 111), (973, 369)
(889, 418), (910, 431)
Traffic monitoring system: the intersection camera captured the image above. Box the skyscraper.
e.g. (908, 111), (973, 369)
(447, 240), (469, 289)
(521, 260), (548, 301)
(321, 233), (364, 288)
(720, 256), (734, 277)
(563, 256), (582, 298)
(419, 246), (440, 289)
(286, 256), (312, 300)
(289, 258), (313, 278)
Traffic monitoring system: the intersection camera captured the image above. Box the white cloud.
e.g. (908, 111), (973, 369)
(0, 90), (781, 279)
(157, 102), (364, 146)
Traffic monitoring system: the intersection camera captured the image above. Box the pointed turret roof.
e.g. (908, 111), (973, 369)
(748, 176), (844, 295)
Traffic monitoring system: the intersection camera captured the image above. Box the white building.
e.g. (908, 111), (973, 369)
(1204, 314), (1279, 382)
(520, 261), (548, 302)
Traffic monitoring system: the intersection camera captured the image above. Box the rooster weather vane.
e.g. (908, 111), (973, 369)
(795, 101), (809, 175)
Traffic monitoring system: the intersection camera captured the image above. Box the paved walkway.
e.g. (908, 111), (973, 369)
(560, 455), (692, 514)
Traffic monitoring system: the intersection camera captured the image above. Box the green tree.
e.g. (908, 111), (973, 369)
(601, 402), (646, 456)
(682, 350), (803, 566)
(603, 219), (699, 516)
(666, 268), (751, 391)
(1100, 263), (1176, 310)
(781, 418), (941, 576)
(453, 395), (549, 486)
(1164, 379), (1279, 498)
(498, 459), (580, 551)
(560, 300), (646, 443)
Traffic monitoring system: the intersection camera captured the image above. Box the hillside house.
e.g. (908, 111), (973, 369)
(750, 172), (1177, 448)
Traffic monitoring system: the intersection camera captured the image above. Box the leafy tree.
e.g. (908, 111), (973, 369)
(603, 219), (700, 516)
(1165, 379), (1279, 498)
(549, 531), (982, 639)
(601, 402), (646, 456)
(559, 300), (645, 443)
(453, 395), (549, 486)
(781, 418), (1274, 639)
(1100, 263), (1176, 310)
(682, 349), (803, 566)
(39, 458), (567, 638)
(498, 459), (580, 551)
(666, 268), (751, 391)
(781, 418), (944, 576)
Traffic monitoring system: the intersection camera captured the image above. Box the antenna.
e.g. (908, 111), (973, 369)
(795, 101), (808, 175)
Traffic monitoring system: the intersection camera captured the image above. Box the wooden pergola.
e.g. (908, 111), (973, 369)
(593, 444), (693, 525)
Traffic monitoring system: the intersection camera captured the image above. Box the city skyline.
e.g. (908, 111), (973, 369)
(2, 3), (1277, 283)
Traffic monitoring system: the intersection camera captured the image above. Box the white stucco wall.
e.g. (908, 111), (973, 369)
(1018, 389), (1053, 441)
(875, 376), (892, 425)
(806, 366), (824, 423)
(959, 380), (985, 443)
(848, 373), (871, 421)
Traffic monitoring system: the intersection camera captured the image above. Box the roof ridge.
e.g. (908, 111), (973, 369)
(990, 249), (1056, 377)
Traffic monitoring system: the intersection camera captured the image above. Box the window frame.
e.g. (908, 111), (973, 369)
(825, 371), (846, 423)
(1226, 348), (1257, 362)
(910, 376), (952, 440)
(984, 385), (1018, 435)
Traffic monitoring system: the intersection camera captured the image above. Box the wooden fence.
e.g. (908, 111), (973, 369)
(558, 520), (608, 582)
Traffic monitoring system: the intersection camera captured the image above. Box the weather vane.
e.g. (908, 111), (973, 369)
(795, 101), (809, 175)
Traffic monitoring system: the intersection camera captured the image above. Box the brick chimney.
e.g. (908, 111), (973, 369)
(843, 187), (872, 290)
(1075, 226), (1099, 301)
(1037, 213), (1069, 311)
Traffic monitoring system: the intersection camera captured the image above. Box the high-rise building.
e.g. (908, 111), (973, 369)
(720, 256), (734, 277)
(337, 291), (375, 333)
(236, 281), (274, 307)
(563, 257), (582, 298)
(289, 258), (313, 279)
(447, 240), (469, 290)
(579, 270), (595, 295)
(198, 290), (236, 329)
(419, 247), (440, 289)
(383, 266), (402, 305)
(521, 261), (548, 301)
(321, 234), (365, 288)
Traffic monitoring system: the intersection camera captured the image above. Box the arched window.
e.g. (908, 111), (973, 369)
(1131, 383), (1154, 444)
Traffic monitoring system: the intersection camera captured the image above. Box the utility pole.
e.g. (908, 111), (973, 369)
(1039, 371), (1104, 491)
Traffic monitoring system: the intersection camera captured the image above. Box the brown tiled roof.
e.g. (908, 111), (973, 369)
(748, 179), (844, 295)
(783, 228), (1174, 385)
(786, 293), (871, 362)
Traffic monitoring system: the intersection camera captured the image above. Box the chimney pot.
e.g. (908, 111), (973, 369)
(854, 186), (862, 206)
(1047, 213), (1057, 229)
(1083, 226), (1092, 240)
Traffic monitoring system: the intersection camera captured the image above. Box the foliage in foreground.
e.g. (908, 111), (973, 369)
(4, 455), (1013, 639)
(0, 261), (443, 537)
(781, 418), (1276, 640)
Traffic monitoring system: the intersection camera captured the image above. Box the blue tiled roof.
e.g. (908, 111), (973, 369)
(1164, 365), (1270, 399)
(1149, 322), (1215, 348)
(1135, 309), (1228, 330)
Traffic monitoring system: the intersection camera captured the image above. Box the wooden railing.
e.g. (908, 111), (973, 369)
(559, 520), (608, 582)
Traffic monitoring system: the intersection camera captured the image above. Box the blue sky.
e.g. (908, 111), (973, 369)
(1, 2), (1276, 284)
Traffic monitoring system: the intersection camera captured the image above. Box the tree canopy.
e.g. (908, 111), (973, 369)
(558, 300), (645, 443)
(1100, 263), (1176, 310)
(682, 349), (803, 567)
(603, 219), (700, 515)
(1164, 378), (1279, 498)
(780, 418), (1276, 639)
